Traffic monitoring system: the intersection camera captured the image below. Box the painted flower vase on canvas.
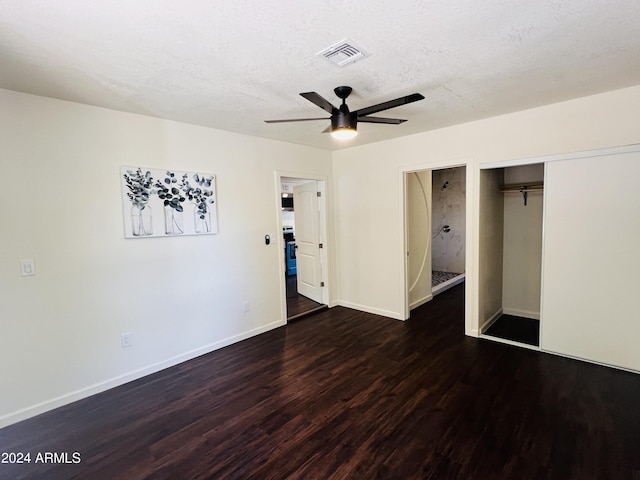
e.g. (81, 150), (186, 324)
(185, 173), (215, 233)
(163, 207), (183, 235)
(194, 210), (211, 233)
(121, 167), (217, 238)
(123, 168), (154, 236)
(156, 171), (186, 235)
(131, 204), (153, 236)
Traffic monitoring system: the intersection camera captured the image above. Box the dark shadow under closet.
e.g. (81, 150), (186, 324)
(484, 314), (540, 347)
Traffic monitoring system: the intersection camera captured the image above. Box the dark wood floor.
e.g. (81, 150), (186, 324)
(286, 274), (324, 319)
(2, 284), (640, 479)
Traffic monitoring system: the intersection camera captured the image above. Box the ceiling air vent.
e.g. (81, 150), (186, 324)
(317, 39), (371, 67)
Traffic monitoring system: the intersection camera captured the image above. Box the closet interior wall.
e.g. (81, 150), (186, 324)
(478, 168), (505, 330)
(502, 164), (544, 319)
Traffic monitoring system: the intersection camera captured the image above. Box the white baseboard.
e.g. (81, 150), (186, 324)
(540, 348), (640, 375)
(335, 300), (404, 321)
(502, 308), (540, 320)
(432, 274), (465, 296)
(0, 319), (286, 429)
(480, 308), (503, 333)
(479, 334), (541, 352)
(409, 293), (433, 310)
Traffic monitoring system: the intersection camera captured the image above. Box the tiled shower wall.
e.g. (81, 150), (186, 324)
(432, 167), (466, 274)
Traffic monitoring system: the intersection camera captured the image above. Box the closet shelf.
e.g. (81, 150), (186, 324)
(499, 182), (543, 206)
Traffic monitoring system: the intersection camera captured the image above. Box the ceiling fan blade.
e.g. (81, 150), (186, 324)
(321, 125), (332, 133)
(300, 92), (338, 114)
(264, 117), (329, 123)
(358, 116), (407, 124)
(354, 93), (425, 118)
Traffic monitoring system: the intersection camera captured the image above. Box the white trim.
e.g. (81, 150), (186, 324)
(465, 164), (479, 337)
(409, 293), (433, 310)
(540, 348), (640, 375)
(480, 308), (503, 333)
(432, 274), (465, 296)
(0, 319), (286, 429)
(479, 334), (541, 352)
(399, 169), (410, 319)
(538, 161), (549, 352)
(336, 300), (404, 321)
(479, 143), (640, 169)
(502, 308), (540, 320)
(275, 172), (289, 324)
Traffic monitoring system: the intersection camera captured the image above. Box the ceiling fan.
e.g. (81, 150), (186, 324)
(265, 86), (425, 140)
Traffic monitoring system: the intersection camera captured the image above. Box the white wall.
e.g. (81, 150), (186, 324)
(0, 89), (332, 426)
(333, 85), (640, 333)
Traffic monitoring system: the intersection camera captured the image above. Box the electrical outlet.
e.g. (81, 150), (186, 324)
(243, 301), (250, 313)
(121, 332), (132, 348)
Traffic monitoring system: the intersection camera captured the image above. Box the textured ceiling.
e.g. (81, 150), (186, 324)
(1, 0), (639, 150)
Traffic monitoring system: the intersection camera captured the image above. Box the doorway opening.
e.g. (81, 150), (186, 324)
(405, 166), (466, 314)
(279, 175), (328, 321)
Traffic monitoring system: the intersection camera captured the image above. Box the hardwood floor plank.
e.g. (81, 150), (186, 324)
(286, 274), (324, 319)
(2, 283), (640, 479)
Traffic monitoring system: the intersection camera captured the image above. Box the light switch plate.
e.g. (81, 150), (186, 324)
(20, 260), (35, 277)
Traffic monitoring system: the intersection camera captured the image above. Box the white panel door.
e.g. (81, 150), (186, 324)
(541, 151), (640, 371)
(294, 181), (323, 303)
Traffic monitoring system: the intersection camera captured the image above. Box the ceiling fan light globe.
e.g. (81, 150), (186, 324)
(331, 128), (358, 140)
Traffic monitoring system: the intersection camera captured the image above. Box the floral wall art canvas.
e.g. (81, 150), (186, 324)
(121, 167), (218, 238)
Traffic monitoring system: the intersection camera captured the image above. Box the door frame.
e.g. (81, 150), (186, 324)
(399, 158), (476, 336)
(275, 171), (330, 323)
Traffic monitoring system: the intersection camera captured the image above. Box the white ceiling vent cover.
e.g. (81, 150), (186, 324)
(317, 39), (371, 67)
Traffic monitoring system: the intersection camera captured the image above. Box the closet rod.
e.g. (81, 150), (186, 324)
(499, 181), (543, 192)
(499, 188), (543, 193)
(499, 182), (543, 206)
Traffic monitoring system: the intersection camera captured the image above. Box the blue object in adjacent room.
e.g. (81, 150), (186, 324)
(286, 241), (296, 276)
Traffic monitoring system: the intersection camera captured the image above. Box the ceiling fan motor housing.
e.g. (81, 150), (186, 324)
(331, 111), (357, 131)
(334, 86), (353, 100)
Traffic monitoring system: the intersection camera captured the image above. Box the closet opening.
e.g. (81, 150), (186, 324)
(478, 163), (544, 348)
